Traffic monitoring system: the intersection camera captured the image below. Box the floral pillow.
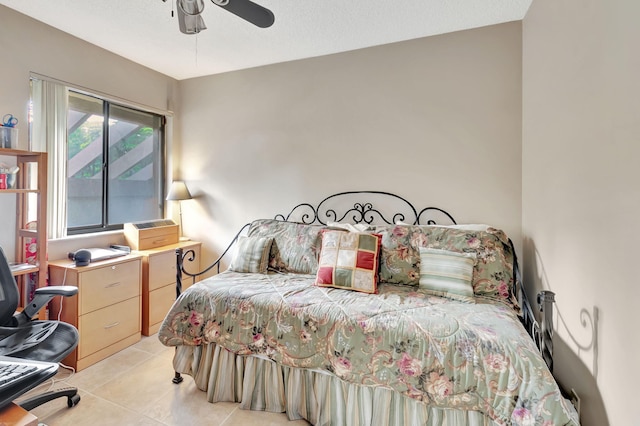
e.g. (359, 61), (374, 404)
(247, 219), (326, 274)
(315, 230), (382, 294)
(374, 224), (520, 312)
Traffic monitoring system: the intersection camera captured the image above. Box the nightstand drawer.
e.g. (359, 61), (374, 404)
(148, 284), (176, 326)
(79, 260), (141, 315)
(78, 297), (140, 358)
(148, 251), (176, 291)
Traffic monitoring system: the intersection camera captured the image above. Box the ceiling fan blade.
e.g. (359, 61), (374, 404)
(214, 0), (275, 28)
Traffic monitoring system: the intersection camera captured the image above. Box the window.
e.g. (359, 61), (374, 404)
(66, 91), (165, 234)
(30, 78), (167, 238)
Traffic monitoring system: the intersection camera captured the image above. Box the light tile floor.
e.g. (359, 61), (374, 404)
(16, 335), (310, 426)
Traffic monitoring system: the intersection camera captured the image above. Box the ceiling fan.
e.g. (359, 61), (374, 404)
(164, 0), (275, 34)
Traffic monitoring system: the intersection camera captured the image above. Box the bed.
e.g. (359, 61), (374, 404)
(158, 191), (580, 425)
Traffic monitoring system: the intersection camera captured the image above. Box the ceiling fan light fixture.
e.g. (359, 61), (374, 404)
(177, 0), (207, 34)
(178, 0), (205, 15)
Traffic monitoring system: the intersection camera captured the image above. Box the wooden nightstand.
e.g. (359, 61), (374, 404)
(48, 254), (142, 371)
(134, 241), (201, 336)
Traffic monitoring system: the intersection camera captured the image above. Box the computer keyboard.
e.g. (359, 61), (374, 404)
(0, 356), (58, 392)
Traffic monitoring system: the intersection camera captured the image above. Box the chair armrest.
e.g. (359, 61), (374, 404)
(34, 286), (78, 297)
(17, 286), (78, 324)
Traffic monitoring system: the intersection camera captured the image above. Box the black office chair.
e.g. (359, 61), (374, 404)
(0, 246), (81, 410)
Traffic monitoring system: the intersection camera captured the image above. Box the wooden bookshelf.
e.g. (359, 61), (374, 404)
(0, 148), (47, 319)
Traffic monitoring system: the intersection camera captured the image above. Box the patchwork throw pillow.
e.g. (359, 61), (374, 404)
(228, 236), (274, 273)
(419, 247), (476, 303)
(315, 230), (382, 294)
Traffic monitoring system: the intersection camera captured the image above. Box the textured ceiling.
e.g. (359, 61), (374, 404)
(0, 0), (531, 80)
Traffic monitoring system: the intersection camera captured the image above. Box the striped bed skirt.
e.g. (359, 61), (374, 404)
(172, 343), (497, 426)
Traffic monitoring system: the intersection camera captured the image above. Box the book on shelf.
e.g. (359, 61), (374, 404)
(9, 262), (34, 273)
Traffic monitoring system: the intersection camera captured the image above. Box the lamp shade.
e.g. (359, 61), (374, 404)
(166, 181), (192, 201)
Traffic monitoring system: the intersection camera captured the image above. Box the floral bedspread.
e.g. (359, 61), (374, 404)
(158, 272), (579, 426)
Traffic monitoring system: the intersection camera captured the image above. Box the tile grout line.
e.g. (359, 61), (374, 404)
(219, 404), (241, 426)
(40, 387), (170, 426)
(132, 379), (178, 424)
(69, 346), (160, 392)
(90, 349), (173, 416)
(39, 343), (168, 423)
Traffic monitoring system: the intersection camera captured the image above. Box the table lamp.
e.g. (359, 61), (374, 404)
(166, 180), (192, 240)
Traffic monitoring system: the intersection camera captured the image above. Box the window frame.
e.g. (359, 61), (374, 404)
(65, 90), (167, 236)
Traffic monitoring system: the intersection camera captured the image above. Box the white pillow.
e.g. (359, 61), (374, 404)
(395, 220), (492, 232)
(327, 222), (371, 232)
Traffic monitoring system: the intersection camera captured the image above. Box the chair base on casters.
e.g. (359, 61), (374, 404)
(18, 387), (80, 411)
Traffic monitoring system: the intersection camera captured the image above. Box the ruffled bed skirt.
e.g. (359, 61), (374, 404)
(172, 344), (497, 426)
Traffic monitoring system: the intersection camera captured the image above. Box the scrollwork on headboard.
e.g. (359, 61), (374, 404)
(274, 191), (457, 226)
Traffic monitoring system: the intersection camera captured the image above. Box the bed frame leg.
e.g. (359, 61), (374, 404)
(172, 249), (185, 385)
(175, 247), (184, 298)
(537, 290), (555, 372)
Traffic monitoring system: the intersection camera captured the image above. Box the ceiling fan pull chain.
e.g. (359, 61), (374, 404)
(161, 0), (175, 18)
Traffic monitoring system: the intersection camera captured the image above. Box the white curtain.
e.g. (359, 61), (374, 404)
(30, 78), (69, 239)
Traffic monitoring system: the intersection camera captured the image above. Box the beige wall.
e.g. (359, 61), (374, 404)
(177, 23), (523, 269)
(522, 0), (639, 425)
(0, 6), (178, 260)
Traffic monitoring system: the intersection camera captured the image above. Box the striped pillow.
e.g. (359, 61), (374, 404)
(229, 236), (274, 273)
(419, 248), (476, 303)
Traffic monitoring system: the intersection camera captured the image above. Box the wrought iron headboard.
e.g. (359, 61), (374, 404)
(274, 190), (457, 226)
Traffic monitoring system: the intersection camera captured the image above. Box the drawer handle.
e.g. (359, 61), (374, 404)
(105, 282), (121, 288)
(104, 322), (120, 329)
